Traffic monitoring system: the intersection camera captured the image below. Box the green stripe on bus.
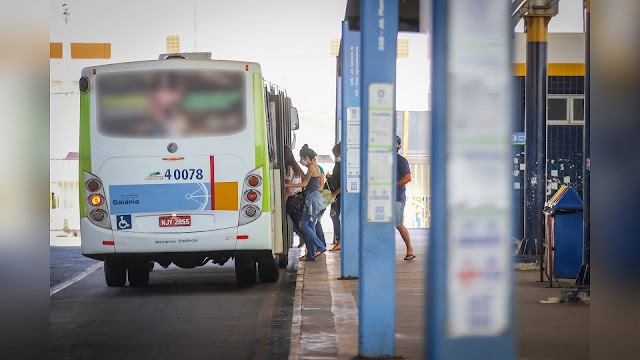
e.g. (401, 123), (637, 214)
(253, 73), (270, 212)
(78, 92), (92, 218)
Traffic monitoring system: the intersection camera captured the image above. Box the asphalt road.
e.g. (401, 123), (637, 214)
(50, 247), (296, 360)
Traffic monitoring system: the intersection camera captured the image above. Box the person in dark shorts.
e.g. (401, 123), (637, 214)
(327, 143), (342, 251)
(396, 136), (415, 260)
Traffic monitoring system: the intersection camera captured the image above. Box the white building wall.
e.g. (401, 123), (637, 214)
(513, 33), (585, 64)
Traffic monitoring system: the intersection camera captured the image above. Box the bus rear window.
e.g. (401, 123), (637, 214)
(96, 69), (246, 138)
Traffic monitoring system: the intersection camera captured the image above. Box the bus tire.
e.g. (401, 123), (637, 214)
(258, 255), (279, 283)
(104, 258), (126, 287)
(235, 256), (256, 284)
(127, 261), (150, 287)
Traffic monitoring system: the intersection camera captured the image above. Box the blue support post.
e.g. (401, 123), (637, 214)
(336, 73), (342, 144)
(340, 21), (361, 278)
(428, 0), (516, 359)
(523, 13), (551, 256)
(359, 0), (398, 357)
(427, 0), (448, 356)
(577, 0), (590, 286)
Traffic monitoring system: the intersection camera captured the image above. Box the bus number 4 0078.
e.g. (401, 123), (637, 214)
(164, 169), (204, 180)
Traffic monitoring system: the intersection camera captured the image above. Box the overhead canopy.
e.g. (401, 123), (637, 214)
(344, 0), (420, 32)
(337, 0), (422, 76)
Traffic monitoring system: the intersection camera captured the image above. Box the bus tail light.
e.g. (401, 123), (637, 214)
(238, 167), (263, 226)
(243, 205), (258, 217)
(91, 209), (107, 222)
(83, 171), (111, 229)
(89, 194), (104, 207)
(247, 175), (261, 187)
(86, 179), (101, 192)
(245, 190), (259, 202)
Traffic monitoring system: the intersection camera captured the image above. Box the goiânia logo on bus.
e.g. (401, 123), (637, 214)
(145, 171), (164, 181)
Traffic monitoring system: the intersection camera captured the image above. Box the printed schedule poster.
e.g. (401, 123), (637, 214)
(346, 107), (361, 193)
(365, 84), (394, 222)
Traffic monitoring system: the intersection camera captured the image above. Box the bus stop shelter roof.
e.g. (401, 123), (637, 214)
(337, 0), (421, 76)
(344, 0), (420, 32)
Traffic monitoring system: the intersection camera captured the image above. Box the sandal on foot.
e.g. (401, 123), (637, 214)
(314, 251), (325, 258)
(404, 254), (416, 261)
(329, 244), (341, 251)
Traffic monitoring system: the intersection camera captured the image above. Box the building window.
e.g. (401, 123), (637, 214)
(397, 39), (409, 58)
(547, 98), (568, 123)
(547, 95), (584, 125)
(166, 36), (180, 53)
(572, 97), (585, 123)
(330, 39), (340, 57)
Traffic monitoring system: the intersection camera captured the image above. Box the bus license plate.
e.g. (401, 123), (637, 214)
(159, 215), (191, 227)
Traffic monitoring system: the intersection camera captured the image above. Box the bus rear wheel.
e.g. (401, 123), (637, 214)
(235, 256), (257, 284)
(258, 255), (279, 283)
(104, 258), (126, 287)
(127, 261), (150, 287)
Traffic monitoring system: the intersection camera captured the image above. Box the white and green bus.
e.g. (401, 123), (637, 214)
(78, 52), (298, 287)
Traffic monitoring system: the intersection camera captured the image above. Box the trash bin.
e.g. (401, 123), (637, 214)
(543, 185), (584, 280)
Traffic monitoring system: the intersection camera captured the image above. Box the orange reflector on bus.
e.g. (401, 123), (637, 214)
(163, 157), (184, 161)
(237, 235), (249, 240)
(89, 194), (104, 206)
(102, 241), (115, 246)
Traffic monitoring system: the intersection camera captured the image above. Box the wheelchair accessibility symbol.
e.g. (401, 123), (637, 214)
(117, 215), (132, 230)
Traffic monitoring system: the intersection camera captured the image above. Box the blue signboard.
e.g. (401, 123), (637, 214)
(512, 132), (525, 145)
(109, 183), (211, 214)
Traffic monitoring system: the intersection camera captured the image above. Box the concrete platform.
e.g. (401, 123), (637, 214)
(289, 229), (589, 360)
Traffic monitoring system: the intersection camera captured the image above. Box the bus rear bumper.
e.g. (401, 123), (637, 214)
(81, 213), (274, 257)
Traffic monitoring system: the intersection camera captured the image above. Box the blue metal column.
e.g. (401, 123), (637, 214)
(577, 0), (590, 286)
(523, 10), (552, 255)
(340, 21), (361, 278)
(428, 0), (515, 358)
(336, 73), (342, 144)
(359, 0), (398, 357)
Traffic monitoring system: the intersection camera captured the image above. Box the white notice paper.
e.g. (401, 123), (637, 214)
(345, 107), (361, 193)
(368, 83), (394, 150)
(366, 83), (394, 222)
(446, 0), (511, 338)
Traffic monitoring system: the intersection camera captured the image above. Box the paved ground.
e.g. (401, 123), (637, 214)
(50, 228), (590, 360)
(50, 247), (99, 287)
(50, 249), (296, 360)
(290, 229), (590, 360)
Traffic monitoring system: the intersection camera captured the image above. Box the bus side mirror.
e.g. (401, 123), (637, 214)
(290, 107), (300, 130)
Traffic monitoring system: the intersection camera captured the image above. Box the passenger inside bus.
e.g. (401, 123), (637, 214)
(98, 70), (245, 138)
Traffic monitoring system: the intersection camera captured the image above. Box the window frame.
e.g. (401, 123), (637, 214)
(546, 96), (570, 124)
(570, 96), (585, 124)
(546, 95), (585, 126)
